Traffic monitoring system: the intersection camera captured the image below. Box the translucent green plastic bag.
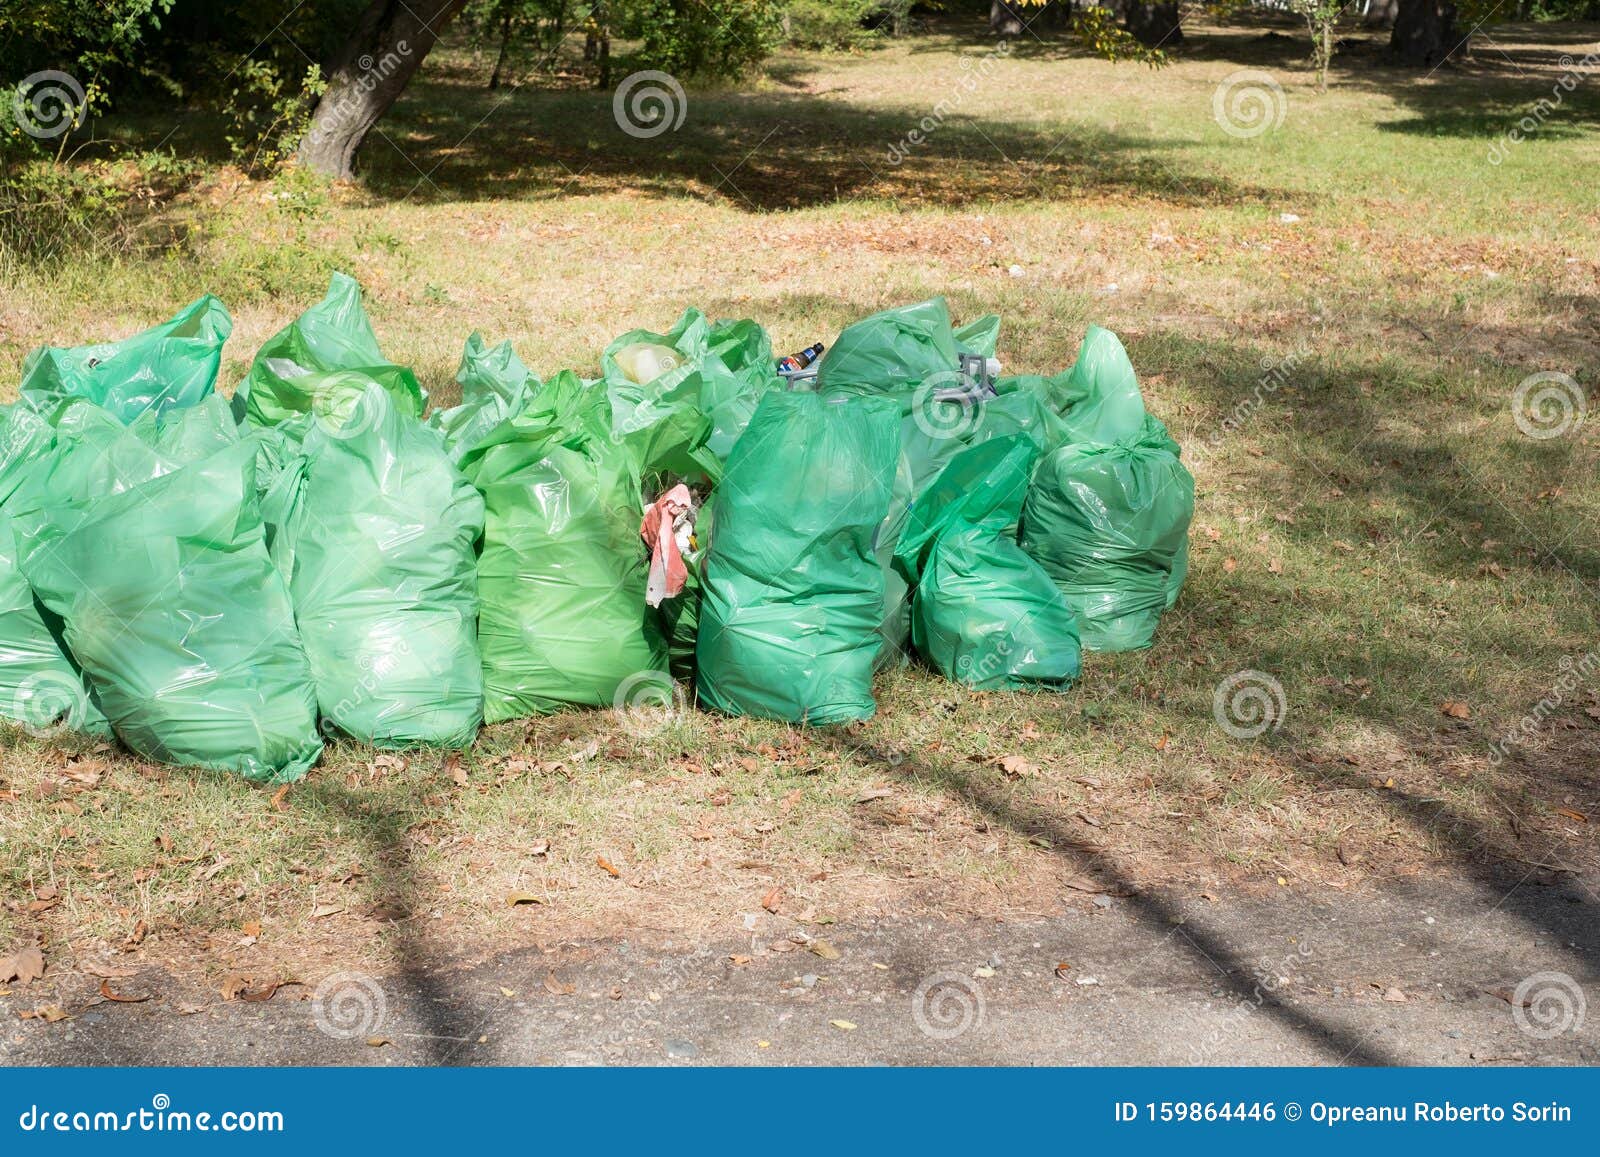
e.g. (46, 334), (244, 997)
(815, 298), (1003, 668)
(235, 273), (424, 429)
(261, 382), (486, 748)
(0, 403), (108, 737)
(601, 307), (782, 474)
(15, 405), (322, 782)
(895, 436), (1080, 691)
(19, 295), (232, 424)
(461, 372), (665, 720)
(1019, 327), (1194, 652)
(429, 333), (539, 468)
(696, 392), (899, 724)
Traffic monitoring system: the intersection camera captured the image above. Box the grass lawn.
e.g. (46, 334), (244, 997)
(1, 17), (1597, 988)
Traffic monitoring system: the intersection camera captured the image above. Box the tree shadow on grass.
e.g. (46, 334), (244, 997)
(349, 77), (1275, 210)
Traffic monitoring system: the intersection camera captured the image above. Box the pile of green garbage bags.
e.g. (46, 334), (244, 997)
(0, 274), (1193, 779)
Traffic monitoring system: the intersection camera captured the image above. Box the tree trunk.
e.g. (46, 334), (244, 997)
(1364, 0), (1399, 28)
(297, 0), (468, 180)
(1124, 0), (1183, 48)
(990, 1), (1025, 36)
(1390, 0), (1467, 66)
(489, 5), (513, 90)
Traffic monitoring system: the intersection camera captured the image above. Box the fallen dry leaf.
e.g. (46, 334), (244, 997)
(1441, 700), (1471, 720)
(998, 754), (1036, 778)
(445, 753), (468, 787)
(506, 892), (542, 907)
(80, 959), (136, 980)
(99, 979), (150, 1003)
(220, 974), (282, 1003)
(809, 940), (841, 961)
(1554, 807), (1589, 823)
(543, 972), (576, 997)
(596, 856), (621, 878)
(761, 885), (783, 914)
(729, 954), (753, 966)
(854, 787), (893, 804)
(2, 945), (45, 985)
(830, 1019), (856, 1031)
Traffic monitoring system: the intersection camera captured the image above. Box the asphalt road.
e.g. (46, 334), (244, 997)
(5, 873), (1596, 1066)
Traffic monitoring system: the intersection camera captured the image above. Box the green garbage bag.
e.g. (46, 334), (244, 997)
(601, 307), (782, 472)
(0, 403), (108, 737)
(235, 272), (424, 429)
(1019, 326), (1194, 652)
(429, 333), (539, 468)
(18, 295), (232, 424)
(14, 406), (322, 781)
(895, 436), (1080, 691)
(815, 298), (1003, 668)
(461, 371), (665, 720)
(696, 392), (899, 724)
(261, 382), (486, 748)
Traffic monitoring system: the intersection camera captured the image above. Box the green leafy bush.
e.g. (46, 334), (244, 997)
(780, 0), (881, 50)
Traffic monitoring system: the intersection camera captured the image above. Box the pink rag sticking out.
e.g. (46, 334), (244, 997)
(641, 484), (694, 607)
